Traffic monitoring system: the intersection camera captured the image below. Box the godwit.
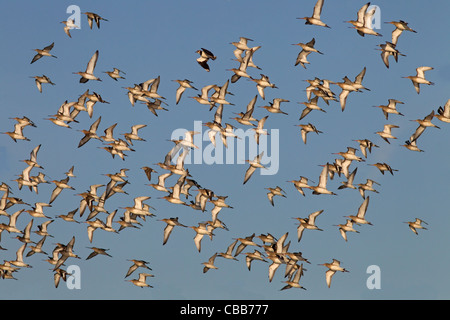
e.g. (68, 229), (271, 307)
(85, 218), (107, 243)
(127, 272), (154, 288)
(173, 79), (197, 105)
(78, 116), (102, 148)
(122, 124), (147, 146)
(253, 115), (269, 145)
(434, 99), (450, 123)
(0, 209), (24, 234)
(335, 81), (359, 112)
(121, 196), (152, 216)
(228, 46), (256, 83)
(217, 239), (239, 261)
(26, 235), (47, 257)
(125, 259), (152, 278)
(196, 48), (216, 72)
(353, 139), (379, 158)
(344, 196), (372, 226)
(250, 74), (277, 100)
(85, 92), (109, 118)
(350, 5), (382, 37)
(369, 162), (398, 175)
(148, 172), (173, 192)
(293, 38), (322, 68)
(280, 263), (306, 291)
(230, 36), (254, 51)
(344, 2), (371, 30)
(386, 20), (417, 45)
(257, 233), (277, 245)
(298, 96), (326, 120)
(244, 250), (268, 271)
(10, 116), (36, 128)
(334, 219), (359, 242)
(56, 208), (80, 223)
(403, 66), (434, 94)
(53, 268), (68, 288)
(333, 147), (364, 162)
(141, 166), (157, 182)
(287, 176), (313, 196)
(30, 42), (57, 64)
(61, 19), (78, 38)
(293, 209), (324, 242)
(159, 174), (189, 205)
(319, 259), (349, 288)
(373, 99), (404, 120)
(260, 98), (290, 115)
(405, 218), (428, 235)
(376, 124), (399, 144)
(30, 75), (55, 93)
(266, 186), (287, 206)
(86, 247), (112, 260)
(25, 202), (52, 219)
(211, 79), (234, 106)
(14, 219), (34, 244)
(158, 217), (187, 245)
(49, 177), (75, 204)
(357, 179), (380, 199)
(144, 99), (168, 116)
(190, 84), (218, 107)
(116, 210), (141, 231)
(297, 123), (322, 145)
(104, 68), (125, 81)
(310, 164), (336, 195)
(33, 219), (54, 238)
(411, 110), (440, 130)
(234, 233), (261, 256)
(377, 41), (406, 68)
(338, 167), (358, 190)
(401, 139), (424, 153)
(243, 151), (266, 184)
(190, 222), (215, 252)
(9, 243), (32, 268)
(74, 50), (101, 83)
(297, 0), (330, 28)
(83, 12), (108, 29)
(202, 253), (219, 273)
(231, 95), (258, 127)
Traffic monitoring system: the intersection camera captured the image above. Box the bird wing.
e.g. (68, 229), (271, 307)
(318, 164), (329, 188)
(268, 262), (280, 282)
(243, 166), (256, 185)
(357, 196), (370, 218)
(325, 269), (336, 288)
(49, 187), (62, 204)
(308, 210), (324, 225)
(193, 233), (204, 252)
(267, 192), (274, 206)
(357, 2), (370, 23)
(162, 224), (174, 245)
(175, 86), (186, 105)
(339, 228), (348, 241)
(410, 125), (426, 142)
(85, 50), (99, 74)
(416, 66), (433, 78)
(312, 0), (324, 19)
(297, 224), (305, 242)
(339, 89), (350, 111)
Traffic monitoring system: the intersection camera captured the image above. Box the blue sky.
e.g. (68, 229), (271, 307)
(0, 0), (450, 300)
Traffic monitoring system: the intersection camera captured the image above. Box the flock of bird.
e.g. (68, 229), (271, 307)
(0, 1), (447, 294)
